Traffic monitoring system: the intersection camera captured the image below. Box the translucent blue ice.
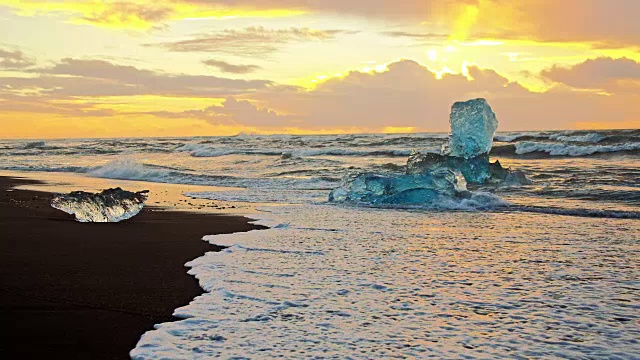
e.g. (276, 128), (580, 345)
(443, 98), (498, 159)
(329, 98), (528, 206)
(406, 152), (530, 185)
(329, 169), (467, 205)
(51, 188), (149, 222)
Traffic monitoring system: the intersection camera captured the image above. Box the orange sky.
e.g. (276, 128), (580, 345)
(1, 0), (639, 138)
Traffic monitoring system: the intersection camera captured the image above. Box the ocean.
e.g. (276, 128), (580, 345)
(1, 129), (639, 358)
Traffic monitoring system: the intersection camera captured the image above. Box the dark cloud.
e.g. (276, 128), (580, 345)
(0, 93), (116, 117)
(542, 57), (640, 93)
(380, 31), (449, 40)
(203, 59), (262, 74)
(145, 26), (358, 56)
(148, 97), (295, 126)
(0, 47), (35, 70)
(3, 58), (272, 97)
(80, 2), (174, 27)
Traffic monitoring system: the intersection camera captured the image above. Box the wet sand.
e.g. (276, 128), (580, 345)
(0, 176), (266, 359)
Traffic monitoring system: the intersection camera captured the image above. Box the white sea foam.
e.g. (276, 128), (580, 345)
(177, 144), (411, 158)
(515, 141), (640, 156)
(89, 159), (173, 182)
(494, 132), (548, 142)
(549, 132), (606, 143)
(131, 204), (640, 359)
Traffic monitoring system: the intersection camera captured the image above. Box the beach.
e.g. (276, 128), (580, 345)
(0, 132), (638, 358)
(0, 175), (265, 359)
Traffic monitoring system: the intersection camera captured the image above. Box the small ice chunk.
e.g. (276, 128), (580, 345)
(51, 188), (149, 222)
(444, 98), (498, 159)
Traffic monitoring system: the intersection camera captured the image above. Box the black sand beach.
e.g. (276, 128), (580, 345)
(0, 176), (266, 359)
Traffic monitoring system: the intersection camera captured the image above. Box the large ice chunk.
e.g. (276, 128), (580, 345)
(406, 151), (530, 185)
(444, 98), (498, 159)
(51, 188), (149, 222)
(328, 98), (528, 207)
(329, 169), (467, 205)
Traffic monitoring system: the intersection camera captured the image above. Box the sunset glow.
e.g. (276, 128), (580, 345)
(1, 0), (639, 138)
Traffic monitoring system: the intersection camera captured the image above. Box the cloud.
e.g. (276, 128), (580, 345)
(380, 31), (449, 40)
(175, 0), (430, 19)
(542, 57), (640, 93)
(79, 2), (174, 29)
(2, 58), (273, 97)
(504, 0), (640, 47)
(290, 60), (640, 130)
(0, 46), (35, 70)
(176, 1), (640, 46)
(2, 0), (639, 47)
(146, 26), (356, 56)
(0, 93), (116, 117)
(150, 59), (640, 131)
(2, 48), (638, 131)
(149, 97), (296, 127)
(0, 0), (304, 30)
(203, 59), (262, 74)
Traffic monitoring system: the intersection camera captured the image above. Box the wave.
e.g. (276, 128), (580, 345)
(548, 133), (606, 143)
(265, 168), (338, 178)
(296, 149), (410, 157)
(513, 206), (640, 219)
(491, 142), (640, 157)
(88, 159), (176, 182)
(22, 141), (46, 149)
(494, 133), (549, 143)
(0, 164), (89, 173)
(342, 196), (640, 219)
(177, 144), (411, 158)
(490, 144), (518, 156)
(438, 192), (510, 210)
(85, 159), (338, 193)
(516, 141), (640, 157)
(496, 130), (639, 145)
(353, 135), (446, 147)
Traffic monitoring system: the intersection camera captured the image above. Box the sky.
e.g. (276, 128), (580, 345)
(1, 0), (639, 138)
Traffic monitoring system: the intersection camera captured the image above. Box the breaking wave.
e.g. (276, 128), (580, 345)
(177, 144), (411, 158)
(548, 133), (606, 143)
(491, 142), (640, 157)
(495, 130), (639, 145)
(515, 141), (640, 157)
(22, 141), (47, 149)
(494, 133), (549, 142)
(85, 159), (337, 193)
(88, 159), (176, 182)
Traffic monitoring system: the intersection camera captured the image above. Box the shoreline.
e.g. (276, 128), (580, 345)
(0, 175), (267, 359)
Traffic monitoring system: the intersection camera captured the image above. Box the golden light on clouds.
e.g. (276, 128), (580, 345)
(0, 0), (304, 30)
(449, 4), (479, 41)
(0, 0), (639, 137)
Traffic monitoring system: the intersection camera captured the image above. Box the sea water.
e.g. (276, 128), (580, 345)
(0, 130), (638, 358)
